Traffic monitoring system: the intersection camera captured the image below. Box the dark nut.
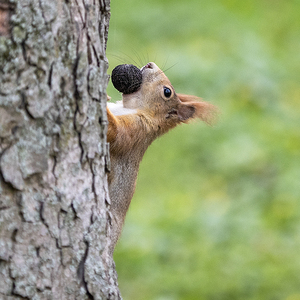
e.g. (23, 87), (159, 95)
(111, 64), (142, 94)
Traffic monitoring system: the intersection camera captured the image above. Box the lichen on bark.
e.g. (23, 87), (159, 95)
(0, 0), (120, 299)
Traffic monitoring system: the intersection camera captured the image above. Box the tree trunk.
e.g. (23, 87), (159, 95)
(0, 0), (121, 299)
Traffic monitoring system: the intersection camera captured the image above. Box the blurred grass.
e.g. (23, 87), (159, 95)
(106, 0), (300, 299)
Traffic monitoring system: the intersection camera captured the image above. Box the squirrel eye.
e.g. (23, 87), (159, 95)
(164, 87), (172, 98)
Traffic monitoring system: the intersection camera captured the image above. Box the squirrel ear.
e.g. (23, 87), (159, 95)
(177, 94), (218, 125)
(177, 104), (196, 121)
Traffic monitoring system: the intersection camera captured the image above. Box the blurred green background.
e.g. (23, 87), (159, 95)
(106, 0), (300, 299)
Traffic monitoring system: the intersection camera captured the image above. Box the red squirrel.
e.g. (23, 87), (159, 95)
(106, 62), (217, 255)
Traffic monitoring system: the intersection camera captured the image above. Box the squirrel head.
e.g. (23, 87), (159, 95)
(121, 62), (217, 125)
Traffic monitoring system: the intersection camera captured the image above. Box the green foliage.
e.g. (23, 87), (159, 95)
(106, 0), (300, 299)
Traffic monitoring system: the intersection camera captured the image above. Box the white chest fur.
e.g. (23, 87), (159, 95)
(107, 101), (137, 116)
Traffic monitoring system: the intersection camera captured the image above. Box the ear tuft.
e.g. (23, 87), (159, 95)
(178, 94), (218, 125)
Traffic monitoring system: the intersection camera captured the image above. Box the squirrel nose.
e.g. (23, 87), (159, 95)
(145, 63), (153, 69)
(142, 62), (159, 72)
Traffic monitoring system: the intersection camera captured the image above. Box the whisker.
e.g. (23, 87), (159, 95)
(131, 48), (144, 68)
(154, 52), (158, 64)
(162, 55), (170, 71)
(151, 62), (178, 81)
(146, 52), (150, 64)
(109, 53), (128, 64)
(162, 62), (178, 74)
(139, 51), (146, 66)
(118, 51), (141, 67)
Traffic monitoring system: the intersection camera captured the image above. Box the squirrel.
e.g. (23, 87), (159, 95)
(106, 62), (217, 255)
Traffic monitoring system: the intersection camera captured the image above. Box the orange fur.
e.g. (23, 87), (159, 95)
(106, 63), (217, 255)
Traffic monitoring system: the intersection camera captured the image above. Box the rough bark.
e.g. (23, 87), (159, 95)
(0, 0), (121, 299)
